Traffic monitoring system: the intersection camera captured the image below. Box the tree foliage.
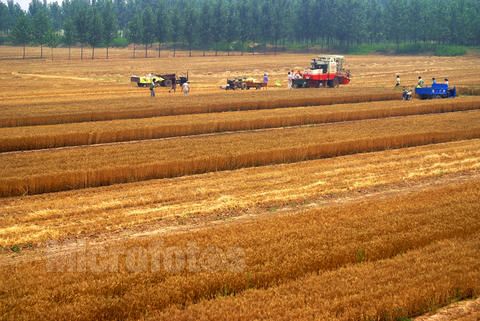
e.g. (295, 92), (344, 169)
(6, 0), (480, 56)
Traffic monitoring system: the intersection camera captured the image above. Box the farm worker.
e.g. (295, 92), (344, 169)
(149, 80), (155, 97)
(287, 71), (293, 89)
(417, 76), (424, 88)
(402, 88), (412, 101)
(432, 77), (437, 85)
(169, 81), (177, 93)
(182, 81), (190, 96)
(445, 78), (449, 87)
(395, 75), (400, 87)
(263, 73), (269, 89)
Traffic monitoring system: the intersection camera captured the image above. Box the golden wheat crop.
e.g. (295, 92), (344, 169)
(149, 235), (480, 321)
(0, 89), (400, 127)
(458, 86), (480, 96)
(0, 179), (479, 321)
(1, 52), (480, 321)
(0, 111), (480, 197)
(1, 139), (479, 247)
(1, 97), (480, 152)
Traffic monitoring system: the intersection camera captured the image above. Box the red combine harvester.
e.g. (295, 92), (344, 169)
(292, 55), (351, 88)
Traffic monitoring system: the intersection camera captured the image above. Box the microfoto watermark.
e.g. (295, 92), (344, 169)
(45, 239), (245, 274)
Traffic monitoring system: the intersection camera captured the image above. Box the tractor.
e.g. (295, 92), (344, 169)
(131, 73), (188, 92)
(292, 55), (351, 88)
(415, 83), (456, 99)
(224, 77), (267, 90)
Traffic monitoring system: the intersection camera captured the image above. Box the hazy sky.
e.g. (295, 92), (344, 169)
(1, 0), (58, 10)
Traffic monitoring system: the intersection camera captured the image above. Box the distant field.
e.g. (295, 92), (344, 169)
(0, 51), (479, 321)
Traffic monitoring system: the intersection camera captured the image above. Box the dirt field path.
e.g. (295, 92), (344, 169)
(415, 298), (480, 321)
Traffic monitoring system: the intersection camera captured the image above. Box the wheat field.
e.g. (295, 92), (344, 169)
(1, 97), (480, 152)
(1, 50), (480, 321)
(1, 110), (480, 197)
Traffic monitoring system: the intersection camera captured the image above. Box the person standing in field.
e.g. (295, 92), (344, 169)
(395, 75), (400, 87)
(417, 76), (425, 88)
(182, 81), (190, 96)
(432, 77), (437, 85)
(149, 80), (156, 97)
(263, 73), (269, 89)
(169, 80), (177, 93)
(288, 71), (293, 89)
(445, 78), (449, 87)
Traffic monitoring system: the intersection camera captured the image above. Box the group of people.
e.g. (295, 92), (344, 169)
(287, 70), (303, 89)
(395, 75), (449, 88)
(416, 76), (449, 88)
(150, 79), (190, 97)
(149, 72), (452, 96)
(396, 74), (452, 101)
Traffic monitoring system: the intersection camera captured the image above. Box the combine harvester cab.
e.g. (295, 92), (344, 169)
(293, 55), (351, 88)
(415, 83), (456, 99)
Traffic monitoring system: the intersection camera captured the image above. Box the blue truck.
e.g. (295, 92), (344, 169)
(415, 83), (456, 99)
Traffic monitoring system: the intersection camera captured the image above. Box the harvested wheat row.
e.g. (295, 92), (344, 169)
(0, 90), (401, 127)
(2, 139), (479, 247)
(1, 179), (479, 321)
(457, 86), (480, 96)
(2, 97), (480, 152)
(1, 111), (480, 197)
(149, 235), (480, 321)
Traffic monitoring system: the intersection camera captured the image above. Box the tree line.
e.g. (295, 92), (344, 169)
(1, 0), (479, 59)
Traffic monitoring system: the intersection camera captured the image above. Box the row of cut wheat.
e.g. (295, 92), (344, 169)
(0, 90), (401, 127)
(2, 139), (479, 247)
(1, 111), (480, 197)
(458, 86), (480, 96)
(2, 97), (480, 152)
(1, 179), (479, 321)
(149, 235), (480, 321)
(0, 139), (480, 247)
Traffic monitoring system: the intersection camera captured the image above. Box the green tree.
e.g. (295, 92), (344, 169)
(63, 18), (75, 60)
(237, 0), (250, 55)
(73, 4), (89, 60)
(113, 0), (127, 29)
(183, 4), (197, 57)
(12, 13), (32, 59)
(27, 0), (43, 16)
(141, 6), (155, 58)
(385, 0), (408, 48)
(45, 29), (61, 60)
(127, 13), (142, 58)
(170, 6), (181, 57)
(155, 4), (169, 57)
(87, 7), (104, 59)
(198, 1), (212, 56)
(32, 9), (50, 58)
(0, 2), (8, 33)
(10, 0), (477, 58)
(212, 0), (225, 56)
(224, 1), (238, 56)
(7, 0), (24, 34)
(102, 0), (117, 59)
(259, 0), (272, 53)
(270, 0), (288, 54)
(48, 2), (63, 30)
